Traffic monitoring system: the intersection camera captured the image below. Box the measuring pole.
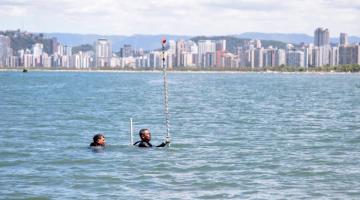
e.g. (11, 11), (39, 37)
(162, 38), (170, 141)
(129, 118), (133, 145)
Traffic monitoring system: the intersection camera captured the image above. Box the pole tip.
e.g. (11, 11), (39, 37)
(162, 37), (167, 44)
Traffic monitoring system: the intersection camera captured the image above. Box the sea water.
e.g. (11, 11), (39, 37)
(0, 71), (360, 199)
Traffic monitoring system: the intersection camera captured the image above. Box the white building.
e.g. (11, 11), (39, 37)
(32, 43), (44, 67)
(0, 35), (12, 67)
(198, 40), (216, 67)
(263, 49), (276, 67)
(23, 52), (33, 68)
(339, 45), (360, 65)
(175, 40), (186, 67)
(313, 27), (331, 67)
(167, 40), (176, 54)
(215, 40), (226, 51)
(275, 49), (286, 67)
(254, 48), (264, 68)
(340, 33), (348, 46)
(312, 46), (330, 67)
(72, 51), (93, 69)
(135, 56), (149, 68)
(286, 50), (304, 67)
(95, 39), (112, 67)
(330, 47), (339, 66)
(314, 27), (330, 47)
(110, 55), (121, 68)
(41, 53), (51, 68)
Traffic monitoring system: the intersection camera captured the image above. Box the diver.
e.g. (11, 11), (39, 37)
(90, 133), (106, 148)
(133, 128), (170, 147)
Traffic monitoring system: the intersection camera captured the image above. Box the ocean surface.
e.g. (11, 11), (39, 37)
(0, 71), (360, 199)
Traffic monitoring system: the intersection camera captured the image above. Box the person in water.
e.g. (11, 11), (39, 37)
(133, 128), (170, 147)
(90, 133), (106, 147)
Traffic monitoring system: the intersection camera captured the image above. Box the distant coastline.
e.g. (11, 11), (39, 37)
(1, 67), (359, 74)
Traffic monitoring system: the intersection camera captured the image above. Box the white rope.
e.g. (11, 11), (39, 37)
(162, 39), (170, 139)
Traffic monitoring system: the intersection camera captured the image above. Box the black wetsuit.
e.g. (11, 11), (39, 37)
(133, 141), (167, 147)
(90, 142), (105, 147)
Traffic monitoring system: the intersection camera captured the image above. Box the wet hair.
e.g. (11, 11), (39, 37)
(93, 133), (104, 143)
(139, 128), (149, 137)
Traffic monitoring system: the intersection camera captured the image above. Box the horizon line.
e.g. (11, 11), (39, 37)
(2, 29), (360, 38)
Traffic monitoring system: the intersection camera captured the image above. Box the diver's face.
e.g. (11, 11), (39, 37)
(97, 136), (106, 145)
(141, 130), (151, 142)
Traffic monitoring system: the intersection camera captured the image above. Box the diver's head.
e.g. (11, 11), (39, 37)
(93, 133), (106, 146)
(139, 128), (151, 142)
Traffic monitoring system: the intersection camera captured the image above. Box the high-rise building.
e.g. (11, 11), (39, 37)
(32, 43), (43, 57)
(303, 47), (310, 68)
(120, 44), (132, 57)
(182, 52), (195, 67)
(95, 39), (111, 67)
(312, 47), (322, 67)
(175, 40), (186, 67)
(313, 28), (331, 67)
(167, 40), (176, 54)
(166, 52), (174, 69)
(286, 50), (304, 67)
(254, 48), (263, 68)
(198, 40), (216, 67)
(275, 49), (286, 66)
(202, 52), (216, 68)
(238, 48), (255, 68)
(286, 44), (295, 50)
(215, 40), (226, 68)
(23, 51), (33, 68)
(330, 47), (339, 66)
(340, 33), (348, 46)
(57, 44), (72, 56)
(64, 46), (72, 56)
(110, 55), (121, 68)
(254, 39), (262, 49)
(6, 56), (19, 68)
(135, 56), (148, 68)
(339, 45), (360, 65)
(32, 43), (43, 67)
(314, 27), (330, 47)
(72, 51), (92, 69)
(215, 40), (226, 51)
(149, 51), (161, 69)
(61, 55), (71, 68)
(41, 53), (51, 68)
(0, 35), (12, 67)
(263, 49), (276, 67)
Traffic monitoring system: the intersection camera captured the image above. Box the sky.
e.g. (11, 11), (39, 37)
(0, 0), (359, 36)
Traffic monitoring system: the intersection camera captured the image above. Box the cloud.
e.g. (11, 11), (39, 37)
(322, 0), (360, 10)
(204, 0), (290, 11)
(0, 0), (358, 36)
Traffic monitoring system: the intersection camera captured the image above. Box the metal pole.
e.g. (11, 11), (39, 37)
(130, 118), (133, 145)
(162, 38), (170, 141)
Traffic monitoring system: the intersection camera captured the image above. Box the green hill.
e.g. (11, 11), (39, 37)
(0, 30), (57, 54)
(72, 44), (94, 54)
(190, 36), (289, 53)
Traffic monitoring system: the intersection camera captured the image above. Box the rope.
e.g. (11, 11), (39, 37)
(162, 38), (170, 139)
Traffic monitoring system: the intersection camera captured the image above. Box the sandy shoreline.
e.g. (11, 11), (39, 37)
(0, 68), (358, 74)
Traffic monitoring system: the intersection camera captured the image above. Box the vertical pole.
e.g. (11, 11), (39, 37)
(130, 118), (133, 145)
(162, 38), (170, 144)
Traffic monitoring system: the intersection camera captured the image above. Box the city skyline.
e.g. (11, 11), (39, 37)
(0, 0), (359, 36)
(1, 27), (359, 69)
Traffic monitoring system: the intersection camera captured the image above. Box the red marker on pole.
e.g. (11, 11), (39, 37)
(162, 37), (167, 45)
